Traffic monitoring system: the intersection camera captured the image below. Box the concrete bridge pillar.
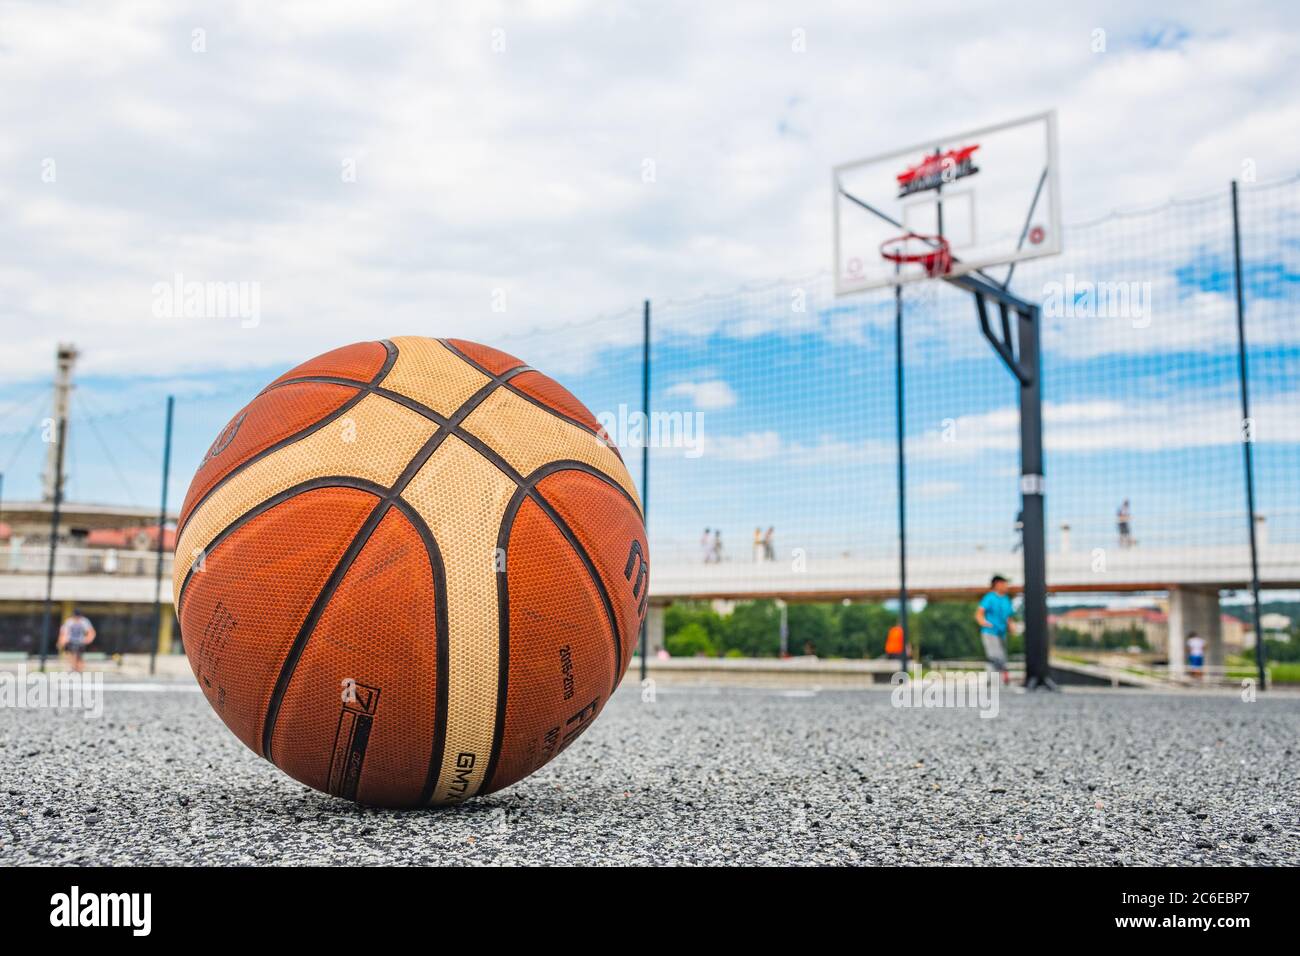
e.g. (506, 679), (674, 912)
(1167, 586), (1223, 677)
(645, 603), (666, 657)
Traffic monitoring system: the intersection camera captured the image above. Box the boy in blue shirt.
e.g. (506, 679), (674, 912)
(975, 575), (1015, 685)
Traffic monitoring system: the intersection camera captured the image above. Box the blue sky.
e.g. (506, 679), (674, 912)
(1, 1), (1298, 576)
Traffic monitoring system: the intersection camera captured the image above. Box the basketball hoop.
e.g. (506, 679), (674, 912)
(880, 233), (953, 278)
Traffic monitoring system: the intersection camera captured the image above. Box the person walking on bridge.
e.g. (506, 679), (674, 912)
(1117, 500), (1134, 549)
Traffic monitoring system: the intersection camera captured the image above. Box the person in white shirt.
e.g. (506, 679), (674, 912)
(58, 609), (97, 673)
(1186, 632), (1206, 679)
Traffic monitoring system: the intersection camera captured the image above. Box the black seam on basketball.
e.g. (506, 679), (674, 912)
(437, 338), (525, 378)
(261, 499), (393, 761)
(403, 510), (451, 808)
(255, 340), (397, 398)
(175, 385), (368, 541)
(434, 339), (620, 452)
(258, 362), (531, 773)
(262, 378), (457, 428)
(177, 342), (397, 540)
(520, 465), (631, 697)
(450, 429), (641, 521)
(479, 463), (637, 793)
(261, 374), (374, 391)
(478, 489), (526, 795)
(500, 377), (620, 450)
(180, 369), (525, 616)
(175, 477), (389, 613)
(425, 450), (637, 692)
(520, 459), (644, 517)
(525, 482), (625, 698)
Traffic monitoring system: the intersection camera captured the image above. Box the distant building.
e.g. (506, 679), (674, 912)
(85, 525), (177, 552)
(0, 501), (178, 655)
(1049, 606), (1247, 654)
(1050, 607), (1167, 649)
(1241, 612), (1292, 650)
(1260, 612), (1292, 633)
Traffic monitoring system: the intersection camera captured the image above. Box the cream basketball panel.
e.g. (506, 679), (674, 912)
(399, 434), (518, 804)
(379, 337), (493, 416)
(173, 393), (438, 603)
(460, 388), (641, 510)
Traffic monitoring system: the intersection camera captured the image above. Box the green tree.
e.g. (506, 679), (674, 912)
(1052, 625), (1091, 649)
(720, 600), (781, 657)
(835, 602), (897, 657)
(913, 601), (983, 660)
(664, 602), (725, 647)
(787, 603), (837, 656)
(1263, 632), (1300, 662)
(1101, 625), (1147, 650)
(665, 622), (715, 657)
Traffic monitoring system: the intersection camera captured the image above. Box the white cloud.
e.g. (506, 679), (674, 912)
(916, 481), (963, 499)
(706, 430), (782, 462)
(696, 388), (1300, 467)
(665, 379), (738, 409)
(1, 1), (1298, 381)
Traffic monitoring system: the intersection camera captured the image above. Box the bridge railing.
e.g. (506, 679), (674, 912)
(0, 546), (174, 578)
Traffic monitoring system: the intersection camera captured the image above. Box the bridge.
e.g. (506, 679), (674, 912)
(3, 536), (1294, 676)
(647, 542), (1300, 601)
(7, 541), (1297, 605)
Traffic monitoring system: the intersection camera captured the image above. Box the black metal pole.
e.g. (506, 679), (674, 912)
(38, 416), (67, 672)
(150, 395), (175, 676)
(1230, 181), (1267, 690)
(639, 299), (650, 682)
(958, 269), (1053, 688)
(894, 282), (909, 669)
(1017, 305), (1050, 688)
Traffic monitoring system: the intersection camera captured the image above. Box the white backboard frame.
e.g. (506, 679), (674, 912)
(833, 110), (1062, 296)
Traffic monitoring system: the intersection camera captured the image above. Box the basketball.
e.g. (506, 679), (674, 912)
(172, 337), (648, 807)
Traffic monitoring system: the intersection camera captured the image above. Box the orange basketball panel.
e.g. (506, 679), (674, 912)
(177, 487), (378, 757)
(268, 506), (442, 807)
(508, 369), (610, 441)
(267, 341), (390, 388)
(534, 469), (648, 678)
(443, 339), (525, 376)
(177, 381), (360, 532)
(483, 496), (616, 795)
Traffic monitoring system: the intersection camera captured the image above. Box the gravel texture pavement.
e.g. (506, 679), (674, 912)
(1, 680), (1296, 865)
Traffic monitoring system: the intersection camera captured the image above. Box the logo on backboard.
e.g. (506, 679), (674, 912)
(328, 682), (380, 800)
(896, 144), (980, 198)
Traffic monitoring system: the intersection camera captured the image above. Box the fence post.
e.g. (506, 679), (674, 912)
(150, 395), (175, 676)
(38, 416), (67, 672)
(894, 281), (910, 665)
(639, 299), (650, 682)
(1230, 180), (1267, 690)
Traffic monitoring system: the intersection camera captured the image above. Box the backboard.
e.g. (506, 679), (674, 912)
(833, 111), (1061, 295)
